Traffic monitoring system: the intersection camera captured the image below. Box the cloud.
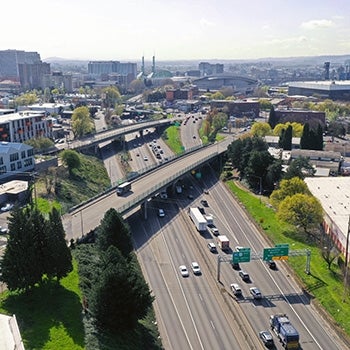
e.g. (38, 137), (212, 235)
(199, 18), (215, 27)
(264, 36), (308, 46)
(301, 19), (334, 29)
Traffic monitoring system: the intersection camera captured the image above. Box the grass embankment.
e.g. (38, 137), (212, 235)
(226, 180), (350, 337)
(0, 256), (161, 350)
(163, 125), (184, 154)
(35, 153), (111, 213)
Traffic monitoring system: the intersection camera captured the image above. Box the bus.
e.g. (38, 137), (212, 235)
(116, 182), (131, 196)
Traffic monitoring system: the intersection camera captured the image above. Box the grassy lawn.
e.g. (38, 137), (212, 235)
(226, 180), (350, 337)
(163, 125), (184, 154)
(0, 257), (162, 350)
(0, 259), (85, 350)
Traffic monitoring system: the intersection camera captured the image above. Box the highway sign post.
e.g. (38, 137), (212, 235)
(232, 248), (251, 263)
(263, 244), (289, 261)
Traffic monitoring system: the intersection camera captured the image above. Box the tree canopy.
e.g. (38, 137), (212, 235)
(61, 150), (81, 176)
(72, 106), (94, 138)
(277, 193), (323, 236)
(270, 177), (310, 209)
(76, 208), (154, 332)
(0, 207), (72, 292)
(251, 122), (272, 137)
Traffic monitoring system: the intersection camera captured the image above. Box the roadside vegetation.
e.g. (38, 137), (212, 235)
(163, 124), (184, 154)
(226, 180), (350, 338)
(35, 151), (110, 213)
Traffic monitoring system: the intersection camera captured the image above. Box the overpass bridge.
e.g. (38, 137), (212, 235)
(56, 117), (182, 152)
(63, 137), (233, 240)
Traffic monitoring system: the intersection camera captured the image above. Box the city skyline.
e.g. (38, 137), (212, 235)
(3, 0), (350, 62)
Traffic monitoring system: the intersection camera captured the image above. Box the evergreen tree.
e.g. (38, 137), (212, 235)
(0, 208), (41, 292)
(278, 128), (285, 149)
(96, 208), (133, 257)
(300, 123), (310, 149)
(89, 247), (154, 331)
(283, 125), (293, 150)
(47, 208), (73, 280)
(268, 106), (278, 129)
(316, 123), (324, 150)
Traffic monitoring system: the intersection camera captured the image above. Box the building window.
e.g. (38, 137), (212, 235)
(10, 163), (15, 171)
(10, 153), (19, 162)
(0, 166), (6, 174)
(27, 149), (34, 157)
(21, 151), (26, 159)
(0, 157), (3, 165)
(24, 158), (33, 167)
(17, 161), (22, 169)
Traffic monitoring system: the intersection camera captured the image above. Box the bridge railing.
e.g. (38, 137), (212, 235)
(116, 153), (216, 214)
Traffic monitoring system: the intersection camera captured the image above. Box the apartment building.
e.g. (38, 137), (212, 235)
(0, 111), (53, 143)
(0, 142), (34, 179)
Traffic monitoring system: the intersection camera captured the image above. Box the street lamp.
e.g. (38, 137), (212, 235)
(343, 215), (350, 302)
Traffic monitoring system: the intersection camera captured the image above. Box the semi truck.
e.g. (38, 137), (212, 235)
(204, 215), (213, 225)
(189, 207), (207, 232)
(216, 235), (230, 251)
(116, 182), (131, 196)
(270, 314), (300, 349)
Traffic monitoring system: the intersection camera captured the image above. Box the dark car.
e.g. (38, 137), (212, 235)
(200, 199), (208, 207)
(267, 260), (276, 269)
(232, 262), (240, 270)
(197, 206), (205, 214)
(259, 330), (274, 347)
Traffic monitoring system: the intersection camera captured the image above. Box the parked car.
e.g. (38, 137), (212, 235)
(158, 209), (165, 217)
(1, 203), (14, 212)
(200, 199), (208, 207)
(259, 330), (274, 347)
(239, 270), (250, 282)
(191, 262), (201, 275)
(250, 287), (262, 299)
(179, 265), (189, 277)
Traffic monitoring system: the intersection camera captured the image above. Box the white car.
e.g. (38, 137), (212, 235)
(179, 265), (189, 277)
(143, 156), (148, 161)
(158, 209), (165, 217)
(250, 287), (262, 299)
(191, 262), (201, 275)
(1, 203), (14, 212)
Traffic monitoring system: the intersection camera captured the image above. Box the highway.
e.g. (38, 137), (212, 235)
(59, 117), (349, 349)
(128, 170), (348, 350)
(63, 137), (232, 240)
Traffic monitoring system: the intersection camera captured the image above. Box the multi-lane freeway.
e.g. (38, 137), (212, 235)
(59, 115), (349, 349)
(128, 170), (348, 350)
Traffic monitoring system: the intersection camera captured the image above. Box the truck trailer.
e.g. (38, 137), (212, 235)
(270, 314), (299, 349)
(189, 207), (207, 232)
(217, 235), (230, 251)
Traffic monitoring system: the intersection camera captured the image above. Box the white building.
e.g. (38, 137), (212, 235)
(305, 177), (350, 261)
(0, 111), (53, 143)
(0, 142), (34, 179)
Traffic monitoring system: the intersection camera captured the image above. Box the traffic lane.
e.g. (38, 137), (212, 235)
(131, 212), (204, 350)
(165, 210), (249, 350)
(207, 181), (346, 349)
(133, 203), (248, 350)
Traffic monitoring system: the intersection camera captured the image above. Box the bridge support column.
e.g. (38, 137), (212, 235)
(141, 200), (148, 220)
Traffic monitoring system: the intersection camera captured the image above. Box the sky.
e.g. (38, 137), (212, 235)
(2, 0), (350, 62)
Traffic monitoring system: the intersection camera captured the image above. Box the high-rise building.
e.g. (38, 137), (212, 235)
(88, 60), (137, 81)
(0, 49), (50, 89)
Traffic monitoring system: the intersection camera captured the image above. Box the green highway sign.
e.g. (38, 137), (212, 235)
(232, 248), (251, 263)
(263, 244), (289, 261)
